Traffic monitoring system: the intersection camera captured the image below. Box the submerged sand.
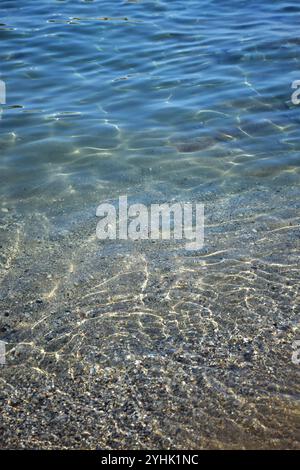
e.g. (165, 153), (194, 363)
(1, 182), (299, 449)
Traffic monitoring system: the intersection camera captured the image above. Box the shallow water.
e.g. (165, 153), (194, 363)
(0, 0), (300, 449)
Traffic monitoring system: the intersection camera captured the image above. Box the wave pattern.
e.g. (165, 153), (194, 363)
(0, 0), (300, 449)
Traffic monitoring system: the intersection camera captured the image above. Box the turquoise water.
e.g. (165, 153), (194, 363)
(1, 0), (300, 449)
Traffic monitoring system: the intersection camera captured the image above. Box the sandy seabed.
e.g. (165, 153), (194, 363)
(1, 182), (299, 450)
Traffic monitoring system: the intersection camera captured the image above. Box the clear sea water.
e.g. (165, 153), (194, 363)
(0, 0), (299, 449)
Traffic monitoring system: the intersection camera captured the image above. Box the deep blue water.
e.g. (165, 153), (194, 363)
(1, 0), (300, 216)
(0, 0), (300, 449)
